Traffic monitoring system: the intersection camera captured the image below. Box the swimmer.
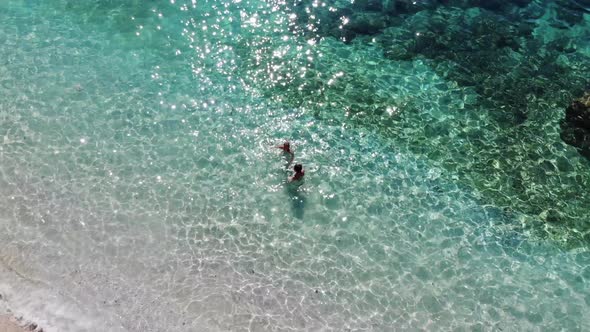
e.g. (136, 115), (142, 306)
(289, 164), (305, 184)
(276, 141), (294, 166)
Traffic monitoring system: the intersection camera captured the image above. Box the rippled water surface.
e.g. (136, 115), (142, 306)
(1, 1), (589, 331)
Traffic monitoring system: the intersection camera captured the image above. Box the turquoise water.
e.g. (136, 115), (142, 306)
(0, 1), (589, 331)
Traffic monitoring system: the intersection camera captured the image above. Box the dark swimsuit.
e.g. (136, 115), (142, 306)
(292, 171), (304, 181)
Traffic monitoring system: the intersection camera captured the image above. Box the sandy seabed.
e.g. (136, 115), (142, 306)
(0, 315), (31, 332)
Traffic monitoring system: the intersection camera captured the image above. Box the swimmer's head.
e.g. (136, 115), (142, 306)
(283, 142), (290, 150)
(294, 164), (303, 172)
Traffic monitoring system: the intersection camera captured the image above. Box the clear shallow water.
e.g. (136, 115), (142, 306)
(0, 1), (589, 331)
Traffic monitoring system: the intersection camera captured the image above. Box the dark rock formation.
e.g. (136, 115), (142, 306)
(347, 12), (392, 35)
(285, 0), (590, 128)
(444, 0), (534, 12)
(291, 0), (585, 44)
(373, 7), (547, 126)
(291, 0), (536, 41)
(561, 91), (590, 159)
(554, 0), (590, 26)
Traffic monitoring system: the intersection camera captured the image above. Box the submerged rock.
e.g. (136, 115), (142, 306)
(347, 12), (392, 35)
(561, 91), (590, 159)
(554, 0), (590, 26)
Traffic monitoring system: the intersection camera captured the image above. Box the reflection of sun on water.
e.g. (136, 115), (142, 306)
(0, 0), (589, 331)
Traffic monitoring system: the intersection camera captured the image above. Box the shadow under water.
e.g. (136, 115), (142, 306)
(287, 185), (307, 220)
